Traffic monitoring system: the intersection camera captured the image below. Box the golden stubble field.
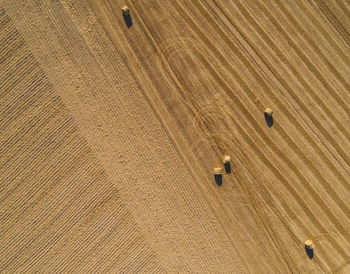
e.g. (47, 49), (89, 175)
(1, 0), (349, 272)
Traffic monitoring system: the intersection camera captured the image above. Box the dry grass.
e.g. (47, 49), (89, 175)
(1, 0), (349, 272)
(0, 6), (162, 272)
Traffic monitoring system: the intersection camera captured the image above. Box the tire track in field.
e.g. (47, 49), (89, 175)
(186, 99), (300, 271)
(189, 1), (350, 268)
(228, 139), (330, 271)
(189, 41), (350, 243)
(129, 1), (226, 164)
(208, 104), (302, 270)
(209, 0), (350, 167)
(142, 0), (350, 254)
(146, 4), (344, 272)
(89, 0), (347, 270)
(125, 1), (202, 124)
(88, 1), (249, 271)
(190, 89), (343, 269)
(252, 0), (350, 118)
(185, 0), (350, 186)
(172, 0), (350, 209)
(108, 0), (222, 181)
(334, 0), (350, 20)
(128, 1), (219, 165)
(105, 0), (221, 188)
(222, 108), (350, 268)
(165, 0), (350, 265)
(270, 0), (350, 103)
(0, 6), (163, 272)
(160, 39), (216, 141)
(292, 0), (350, 68)
(314, 0), (350, 45)
(161, 37), (196, 60)
(128, 1), (258, 181)
(201, 0), (350, 179)
(98, 0), (201, 148)
(128, 2), (288, 271)
(149, 0), (350, 264)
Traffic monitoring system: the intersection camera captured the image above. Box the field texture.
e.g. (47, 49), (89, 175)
(1, 0), (349, 272)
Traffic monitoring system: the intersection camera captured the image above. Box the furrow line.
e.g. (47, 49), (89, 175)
(193, 45), (350, 245)
(128, 1), (248, 271)
(211, 0), (350, 166)
(314, 0), (350, 45)
(193, 0), (350, 182)
(202, 0), (350, 178)
(293, 1), (350, 68)
(256, 0), (350, 116)
(178, 0), (350, 201)
(169, 0), (350, 262)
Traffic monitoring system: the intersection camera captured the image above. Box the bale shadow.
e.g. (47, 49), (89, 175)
(214, 174), (222, 186)
(123, 14), (133, 28)
(224, 162), (231, 174)
(264, 113), (274, 128)
(305, 247), (314, 259)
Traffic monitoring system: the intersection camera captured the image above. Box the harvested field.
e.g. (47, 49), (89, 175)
(1, 0), (349, 272)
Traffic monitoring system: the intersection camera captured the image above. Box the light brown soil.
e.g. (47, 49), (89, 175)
(1, 0), (349, 272)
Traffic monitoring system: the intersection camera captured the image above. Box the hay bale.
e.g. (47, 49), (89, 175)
(223, 155), (230, 164)
(264, 108), (273, 116)
(304, 239), (314, 249)
(223, 155), (231, 174)
(213, 167), (223, 186)
(122, 6), (130, 16)
(213, 167), (223, 175)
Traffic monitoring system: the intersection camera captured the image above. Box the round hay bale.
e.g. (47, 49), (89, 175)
(264, 108), (273, 116)
(213, 167), (223, 175)
(122, 6), (130, 16)
(223, 155), (230, 164)
(305, 239), (314, 249)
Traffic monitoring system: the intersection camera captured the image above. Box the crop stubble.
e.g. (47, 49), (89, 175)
(1, 0), (349, 272)
(0, 5), (163, 273)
